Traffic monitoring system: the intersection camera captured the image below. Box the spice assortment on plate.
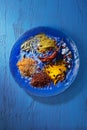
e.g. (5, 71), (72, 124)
(16, 33), (72, 88)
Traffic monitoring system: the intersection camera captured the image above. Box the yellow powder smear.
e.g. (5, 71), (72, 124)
(44, 61), (67, 84)
(17, 58), (36, 77)
(35, 34), (57, 52)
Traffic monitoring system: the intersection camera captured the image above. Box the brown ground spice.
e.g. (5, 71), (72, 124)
(31, 71), (51, 87)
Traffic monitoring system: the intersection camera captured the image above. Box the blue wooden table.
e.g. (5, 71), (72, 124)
(0, 0), (87, 130)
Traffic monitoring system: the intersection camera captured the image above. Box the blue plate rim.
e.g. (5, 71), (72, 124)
(9, 26), (80, 97)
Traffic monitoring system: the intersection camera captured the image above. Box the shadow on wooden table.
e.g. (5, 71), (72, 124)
(29, 33), (86, 105)
(31, 62), (83, 105)
(31, 74), (81, 105)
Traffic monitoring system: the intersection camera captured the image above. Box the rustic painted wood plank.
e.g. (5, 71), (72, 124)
(0, 0), (87, 130)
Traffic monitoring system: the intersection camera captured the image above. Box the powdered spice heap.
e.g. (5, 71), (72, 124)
(44, 61), (67, 84)
(31, 71), (51, 87)
(17, 58), (37, 77)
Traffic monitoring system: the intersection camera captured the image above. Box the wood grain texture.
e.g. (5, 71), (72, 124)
(0, 0), (87, 130)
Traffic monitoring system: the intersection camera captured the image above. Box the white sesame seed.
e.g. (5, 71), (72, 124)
(68, 65), (71, 68)
(67, 58), (71, 61)
(62, 42), (66, 47)
(62, 49), (66, 54)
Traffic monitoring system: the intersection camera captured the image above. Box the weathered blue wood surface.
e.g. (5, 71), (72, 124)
(0, 0), (87, 130)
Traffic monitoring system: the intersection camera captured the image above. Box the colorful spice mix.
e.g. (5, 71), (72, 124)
(17, 33), (73, 88)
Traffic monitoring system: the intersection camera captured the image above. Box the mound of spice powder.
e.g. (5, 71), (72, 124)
(44, 61), (67, 84)
(17, 57), (37, 77)
(31, 71), (51, 88)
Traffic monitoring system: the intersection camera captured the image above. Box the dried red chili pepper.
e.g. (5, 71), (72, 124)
(38, 48), (59, 63)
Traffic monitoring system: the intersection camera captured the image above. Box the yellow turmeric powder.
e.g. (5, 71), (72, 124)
(44, 61), (67, 84)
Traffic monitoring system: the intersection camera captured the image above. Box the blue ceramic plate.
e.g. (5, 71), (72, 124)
(9, 27), (80, 97)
